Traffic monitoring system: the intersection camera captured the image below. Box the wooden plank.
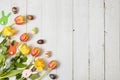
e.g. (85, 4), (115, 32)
(27, 0), (57, 80)
(56, 0), (73, 80)
(28, 0), (73, 80)
(26, 0), (44, 49)
(89, 0), (105, 80)
(74, 0), (89, 80)
(105, 0), (120, 80)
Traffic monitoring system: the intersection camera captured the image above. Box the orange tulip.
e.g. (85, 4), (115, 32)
(14, 15), (25, 25)
(48, 60), (57, 70)
(20, 33), (29, 42)
(31, 47), (41, 57)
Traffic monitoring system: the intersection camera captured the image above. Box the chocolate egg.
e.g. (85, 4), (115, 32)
(12, 7), (18, 14)
(27, 15), (34, 20)
(37, 39), (44, 44)
(49, 74), (57, 79)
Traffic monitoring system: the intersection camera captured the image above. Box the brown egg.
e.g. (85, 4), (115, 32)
(27, 15), (34, 20)
(49, 74), (57, 79)
(12, 7), (18, 14)
(37, 39), (44, 44)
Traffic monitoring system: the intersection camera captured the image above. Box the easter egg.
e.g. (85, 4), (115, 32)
(31, 27), (37, 34)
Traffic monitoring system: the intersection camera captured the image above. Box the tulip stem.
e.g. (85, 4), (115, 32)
(35, 69), (51, 80)
(9, 23), (15, 27)
(26, 57), (35, 69)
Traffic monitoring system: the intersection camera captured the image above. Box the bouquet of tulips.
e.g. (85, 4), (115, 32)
(0, 11), (58, 80)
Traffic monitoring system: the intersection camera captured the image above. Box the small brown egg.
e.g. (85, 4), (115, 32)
(37, 39), (44, 44)
(27, 15), (34, 20)
(45, 51), (51, 58)
(12, 7), (18, 14)
(49, 74), (57, 79)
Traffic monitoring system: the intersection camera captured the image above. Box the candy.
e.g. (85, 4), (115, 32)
(0, 11), (11, 25)
(12, 7), (18, 14)
(45, 51), (51, 58)
(27, 15), (34, 20)
(14, 15), (25, 25)
(31, 27), (37, 34)
(20, 33), (29, 42)
(37, 39), (44, 44)
(22, 69), (37, 78)
(49, 74), (57, 79)
(8, 40), (18, 55)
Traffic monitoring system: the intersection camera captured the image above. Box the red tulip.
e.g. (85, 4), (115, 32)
(48, 60), (57, 70)
(31, 47), (41, 57)
(20, 33), (29, 42)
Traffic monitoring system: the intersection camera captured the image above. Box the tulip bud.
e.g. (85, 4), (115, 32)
(31, 47), (41, 57)
(48, 60), (57, 70)
(14, 15), (25, 25)
(20, 33), (29, 42)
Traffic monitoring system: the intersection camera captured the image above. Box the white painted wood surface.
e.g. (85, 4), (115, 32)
(89, 0), (105, 80)
(0, 0), (120, 80)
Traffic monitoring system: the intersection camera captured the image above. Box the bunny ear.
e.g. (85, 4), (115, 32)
(7, 12), (11, 17)
(2, 10), (5, 16)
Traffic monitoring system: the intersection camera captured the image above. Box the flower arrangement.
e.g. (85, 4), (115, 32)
(0, 10), (58, 80)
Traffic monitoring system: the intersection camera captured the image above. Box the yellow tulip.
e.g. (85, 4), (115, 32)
(2, 26), (15, 37)
(20, 43), (30, 55)
(34, 58), (45, 72)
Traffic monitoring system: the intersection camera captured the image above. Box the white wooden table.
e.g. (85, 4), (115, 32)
(0, 0), (120, 80)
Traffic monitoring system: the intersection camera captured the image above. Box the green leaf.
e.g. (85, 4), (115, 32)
(16, 73), (22, 79)
(15, 63), (26, 68)
(1, 45), (7, 52)
(0, 77), (9, 80)
(0, 69), (24, 79)
(20, 56), (27, 62)
(17, 59), (21, 63)
(29, 73), (40, 80)
(0, 53), (6, 67)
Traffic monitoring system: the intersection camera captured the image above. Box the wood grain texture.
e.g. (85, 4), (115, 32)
(89, 0), (105, 80)
(56, 0), (73, 80)
(0, 0), (120, 80)
(105, 0), (120, 80)
(74, 0), (89, 80)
